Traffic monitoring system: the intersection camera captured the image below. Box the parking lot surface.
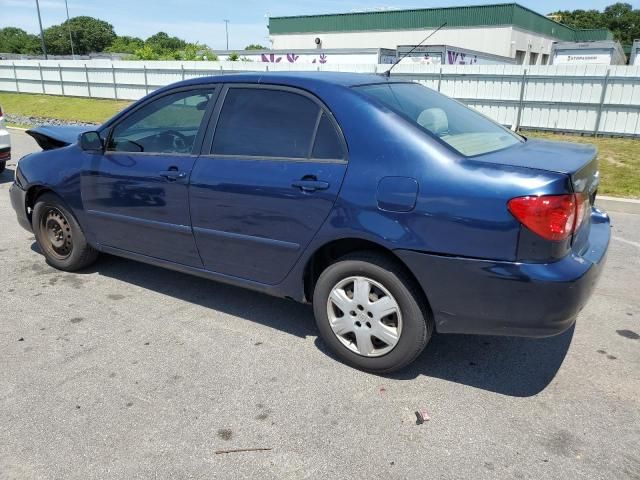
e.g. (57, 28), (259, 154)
(1, 129), (639, 479)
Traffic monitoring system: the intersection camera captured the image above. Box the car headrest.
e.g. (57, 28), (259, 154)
(417, 108), (448, 136)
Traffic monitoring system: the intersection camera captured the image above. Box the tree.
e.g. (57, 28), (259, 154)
(550, 3), (640, 45)
(244, 44), (266, 50)
(0, 27), (40, 54)
(106, 35), (144, 54)
(603, 3), (640, 45)
(551, 9), (605, 30)
(145, 32), (186, 53)
(44, 16), (116, 55)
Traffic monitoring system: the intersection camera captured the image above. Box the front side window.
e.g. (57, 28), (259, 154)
(107, 89), (215, 154)
(212, 88), (320, 158)
(356, 83), (523, 157)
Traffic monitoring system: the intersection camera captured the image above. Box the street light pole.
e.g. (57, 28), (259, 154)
(35, 0), (48, 59)
(223, 20), (229, 50)
(64, 0), (75, 59)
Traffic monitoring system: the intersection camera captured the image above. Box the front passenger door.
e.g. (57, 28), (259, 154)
(82, 87), (217, 267)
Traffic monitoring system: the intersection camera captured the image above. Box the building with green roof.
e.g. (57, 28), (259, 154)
(268, 3), (614, 65)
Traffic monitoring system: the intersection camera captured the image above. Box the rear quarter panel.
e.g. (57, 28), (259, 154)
(302, 87), (570, 263)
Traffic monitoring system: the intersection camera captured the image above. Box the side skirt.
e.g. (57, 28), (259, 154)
(98, 244), (293, 300)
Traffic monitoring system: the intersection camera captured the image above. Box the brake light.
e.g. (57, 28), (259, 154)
(508, 194), (586, 242)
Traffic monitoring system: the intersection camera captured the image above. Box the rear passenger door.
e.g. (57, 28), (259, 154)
(189, 84), (348, 285)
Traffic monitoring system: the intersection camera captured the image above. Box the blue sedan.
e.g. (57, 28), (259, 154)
(10, 72), (610, 372)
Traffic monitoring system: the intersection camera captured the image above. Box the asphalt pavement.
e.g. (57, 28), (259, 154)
(1, 129), (639, 479)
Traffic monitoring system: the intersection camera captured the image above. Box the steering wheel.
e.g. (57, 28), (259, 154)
(160, 129), (189, 153)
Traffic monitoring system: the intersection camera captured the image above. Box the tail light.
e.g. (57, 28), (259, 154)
(508, 193), (587, 242)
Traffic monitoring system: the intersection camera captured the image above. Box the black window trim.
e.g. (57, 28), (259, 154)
(202, 83), (348, 164)
(104, 85), (221, 157)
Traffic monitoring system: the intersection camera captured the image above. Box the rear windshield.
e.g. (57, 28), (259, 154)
(355, 82), (523, 157)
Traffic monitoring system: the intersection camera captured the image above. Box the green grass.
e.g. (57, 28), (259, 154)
(526, 131), (640, 199)
(0, 92), (131, 125)
(1, 92), (638, 198)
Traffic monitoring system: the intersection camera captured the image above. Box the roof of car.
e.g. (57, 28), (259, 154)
(172, 71), (392, 89)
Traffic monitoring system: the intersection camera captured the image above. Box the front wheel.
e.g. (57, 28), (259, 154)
(313, 252), (433, 373)
(0, 161), (6, 174)
(32, 192), (98, 271)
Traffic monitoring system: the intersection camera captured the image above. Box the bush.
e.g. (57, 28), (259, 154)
(106, 36), (144, 54)
(129, 41), (218, 61)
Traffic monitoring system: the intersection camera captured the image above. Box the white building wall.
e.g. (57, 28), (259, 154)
(510, 27), (557, 64)
(270, 27), (514, 57)
(270, 26), (558, 64)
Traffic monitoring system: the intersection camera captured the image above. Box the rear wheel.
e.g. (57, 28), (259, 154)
(0, 161), (6, 174)
(313, 252), (433, 373)
(32, 193), (98, 271)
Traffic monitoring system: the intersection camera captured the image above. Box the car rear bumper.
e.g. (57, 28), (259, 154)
(395, 208), (610, 337)
(10, 182), (32, 232)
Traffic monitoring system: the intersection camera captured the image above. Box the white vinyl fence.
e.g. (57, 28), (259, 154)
(1, 60), (640, 136)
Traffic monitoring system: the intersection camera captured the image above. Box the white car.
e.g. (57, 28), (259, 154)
(0, 104), (10, 173)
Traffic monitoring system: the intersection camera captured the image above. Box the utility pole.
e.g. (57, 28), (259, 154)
(224, 20), (230, 50)
(35, 0), (47, 59)
(64, 0), (75, 59)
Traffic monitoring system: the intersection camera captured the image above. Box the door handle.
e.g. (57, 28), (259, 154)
(159, 169), (186, 181)
(291, 180), (330, 192)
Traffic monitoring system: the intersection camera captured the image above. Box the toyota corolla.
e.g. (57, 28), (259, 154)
(10, 72), (610, 372)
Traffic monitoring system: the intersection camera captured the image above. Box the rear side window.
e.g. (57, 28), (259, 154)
(356, 83), (522, 157)
(212, 88), (319, 158)
(312, 113), (345, 160)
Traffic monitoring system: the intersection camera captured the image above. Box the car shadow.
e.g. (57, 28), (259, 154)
(315, 326), (573, 397)
(31, 246), (572, 397)
(382, 325), (572, 396)
(61, 250), (316, 340)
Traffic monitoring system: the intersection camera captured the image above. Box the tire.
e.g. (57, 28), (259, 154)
(32, 192), (98, 271)
(313, 252), (433, 373)
(0, 161), (5, 174)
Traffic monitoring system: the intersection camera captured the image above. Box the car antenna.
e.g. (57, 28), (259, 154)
(381, 22), (447, 78)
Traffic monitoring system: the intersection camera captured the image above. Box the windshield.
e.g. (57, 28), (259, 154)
(355, 82), (523, 157)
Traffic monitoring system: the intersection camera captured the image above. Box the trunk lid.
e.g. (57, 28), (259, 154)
(477, 138), (597, 175)
(480, 138), (600, 252)
(26, 125), (92, 150)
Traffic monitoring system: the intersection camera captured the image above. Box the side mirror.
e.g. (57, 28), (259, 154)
(79, 131), (103, 152)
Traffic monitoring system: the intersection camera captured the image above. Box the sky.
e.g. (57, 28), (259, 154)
(0, 0), (630, 50)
